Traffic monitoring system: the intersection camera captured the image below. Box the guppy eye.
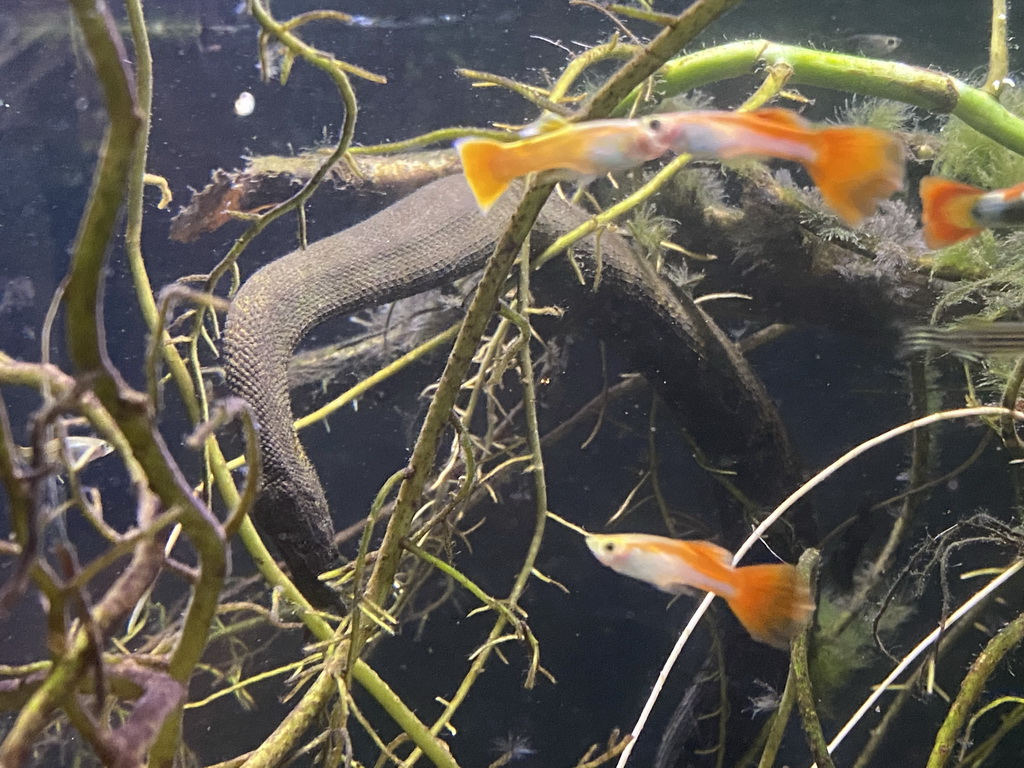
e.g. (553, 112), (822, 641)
(648, 118), (662, 132)
(602, 541), (616, 554)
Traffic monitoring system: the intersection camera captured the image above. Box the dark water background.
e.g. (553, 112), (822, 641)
(1, 0), (1023, 766)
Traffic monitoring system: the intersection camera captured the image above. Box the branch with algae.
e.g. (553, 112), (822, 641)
(65, 0), (230, 693)
(183, 0), (372, 456)
(753, 663), (797, 768)
(584, 0), (743, 118)
(392, 256), (557, 768)
(276, 8), (751, 768)
(205, 458), (456, 767)
(925, 606), (1024, 768)
(1, 1), (280, 764)
(0, 1), (235, 766)
(790, 550), (834, 768)
(207, 0), (367, 280)
(456, 67), (578, 116)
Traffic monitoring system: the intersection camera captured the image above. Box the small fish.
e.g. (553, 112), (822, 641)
(920, 176), (1024, 248)
(834, 34), (903, 58)
(586, 533), (813, 649)
(455, 115), (670, 213)
(653, 108), (905, 226)
(18, 435), (114, 470)
(902, 321), (1024, 359)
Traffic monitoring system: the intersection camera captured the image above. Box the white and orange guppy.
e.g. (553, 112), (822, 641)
(454, 115), (670, 213)
(455, 107), (904, 227)
(651, 108), (905, 227)
(586, 533), (814, 649)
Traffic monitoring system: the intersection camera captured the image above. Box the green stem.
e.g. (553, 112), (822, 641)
(926, 609), (1024, 768)
(39, 4), (229, 767)
(240, 670), (335, 768)
(755, 663), (797, 768)
(228, 493), (456, 767)
(398, 250), (558, 766)
(958, 702), (1024, 766)
(613, 40), (1024, 156)
(361, 180), (556, 624)
(791, 550), (833, 768)
(983, 0), (1009, 96)
(63, 0), (141, 377)
(998, 357), (1024, 455)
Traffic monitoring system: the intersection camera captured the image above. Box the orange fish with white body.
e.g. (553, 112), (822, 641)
(919, 176), (1024, 248)
(454, 116), (670, 213)
(586, 532), (813, 649)
(652, 108), (906, 226)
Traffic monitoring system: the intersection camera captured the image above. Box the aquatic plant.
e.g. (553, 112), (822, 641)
(5, 0), (1024, 767)
(932, 87), (1024, 189)
(837, 96), (916, 133)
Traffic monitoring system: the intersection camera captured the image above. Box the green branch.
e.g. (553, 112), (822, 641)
(927, 609), (1024, 768)
(791, 550), (833, 768)
(983, 0), (1009, 96)
(612, 40), (1024, 156)
(32, 3), (229, 766)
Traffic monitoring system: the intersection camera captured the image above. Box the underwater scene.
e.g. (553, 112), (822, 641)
(4, 0), (1024, 766)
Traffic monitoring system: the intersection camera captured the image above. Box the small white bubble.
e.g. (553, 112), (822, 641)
(234, 91), (255, 117)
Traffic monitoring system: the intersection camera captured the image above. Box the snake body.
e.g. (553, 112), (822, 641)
(224, 176), (803, 605)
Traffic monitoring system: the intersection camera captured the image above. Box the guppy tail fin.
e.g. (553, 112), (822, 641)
(724, 562), (814, 649)
(806, 125), (905, 227)
(455, 137), (513, 213)
(920, 176), (985, 248)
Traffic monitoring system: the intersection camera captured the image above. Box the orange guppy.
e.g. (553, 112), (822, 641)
(920, 175), (1024, 248)
(455, 107), (905, 226)
(455, 116), (670, 213)
(586, 533), (814, 649)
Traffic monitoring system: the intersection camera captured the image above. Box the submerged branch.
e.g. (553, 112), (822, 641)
(926, 608), (1024, 768)
(983, 0), (1009, 96)
(791, 551), (832, 768)
(613, 40), (1024, 155)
